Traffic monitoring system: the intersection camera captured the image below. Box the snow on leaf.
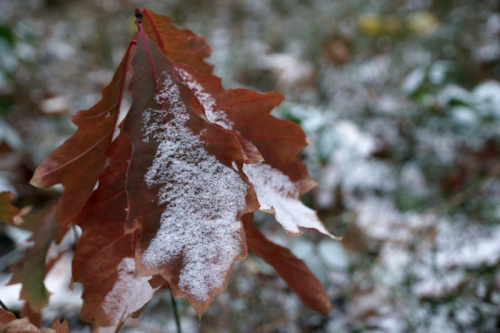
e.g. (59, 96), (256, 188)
(8, 203), (59, 312)
(174, 63), (336, 239)
(99, 258), (157, 333)
(139, 11), (263, 164)
(172, 66), (308, 189)
(123, 27), (258, 316)
(29, 46), (135, 240)
(243, 216), (333, 316)
(72, 131), (156, 332)
(176, 68), (234, 129)
(174, 68), (263, 163)
(243, 163), (335, 237)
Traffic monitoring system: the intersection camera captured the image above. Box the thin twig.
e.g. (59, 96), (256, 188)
(170, 291), (182, 333)
(124, 318), (171, 333)
(433, 161), (500, 215)
(257, 311), (303, 333)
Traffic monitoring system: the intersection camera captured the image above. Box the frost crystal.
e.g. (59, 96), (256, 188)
(243, 163), (330, 236)
(177, 68), (234, 129)
(101, 258), (156, 333)
(141, 72), (247, 301)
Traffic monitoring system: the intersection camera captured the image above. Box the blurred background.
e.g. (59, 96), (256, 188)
(1, 0), (500, 332)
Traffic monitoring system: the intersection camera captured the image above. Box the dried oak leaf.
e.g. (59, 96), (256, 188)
(171, 62), (337, 239)
(141, 9), (335, 238)
(133, 9), (338, 315)
(29, 48), (135, 241)
(72, 130), (157, 332)
(244, 215), (332, 315)
(141, 8), (213, 74)
(0, 308), (70, 333)
(123, 26), (258, 316)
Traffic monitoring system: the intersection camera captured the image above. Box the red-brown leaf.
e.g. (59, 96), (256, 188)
(50, 318), (71, 333)
(0, 308), (70, 332)
(244, 216), (333, 316)
(171, 64), (312, 190)
(141, 9), (213, 74)
(123, 26), (258, 316)
(23, 7), (337, 322)
(139, 9), (264, 164)
(21, 302), (42, 327)
(173, 63), (337, 239)
(0, 308), (17, 323)
(29, 46), (135, 240)
(72, 130), (157, 332)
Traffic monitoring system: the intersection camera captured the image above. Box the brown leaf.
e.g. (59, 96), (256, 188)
(0, 308), (69, 332)
(25, 7), (337, 323)
(141, 8), (213, 73)
(73, 130), (157, 332)
(0, 308), (17, 323)
(30, 46), (135, 241)
(173, 64), (337, 239)
(21, 302), (42, 327)
(50, 319), (70, 333)
(244, 215), (333, 316)
(123, 26), (258, 316)
(139, 9), (263, 164)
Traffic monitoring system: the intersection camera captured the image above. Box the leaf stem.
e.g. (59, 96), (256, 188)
(137, 19), (160, 97)
(170, 291), (182, 333)
(134, 8), (143, 24)
(135, 12), (170, 132)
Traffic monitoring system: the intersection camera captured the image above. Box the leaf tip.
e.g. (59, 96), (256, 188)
(319, 302), (334, 316)
(134, 8), (143, 24)
(12, 206), (32, 226)
(330, 234), (343, 241)
(29, 169), (47, 189)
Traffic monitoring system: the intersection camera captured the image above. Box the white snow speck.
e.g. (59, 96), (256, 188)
(243, 162), (333, 237)
(177, 68), (234, 129)
(100, 258), (156, 333)
(141, 72), (248, 301)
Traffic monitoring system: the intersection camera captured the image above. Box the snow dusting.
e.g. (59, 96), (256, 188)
(100, 258), (156, 333)
(141, 72), (248, 301)
(177, 68), (234, 129)
(177, 69), (335, 238)
(243, 162), (330, 236)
